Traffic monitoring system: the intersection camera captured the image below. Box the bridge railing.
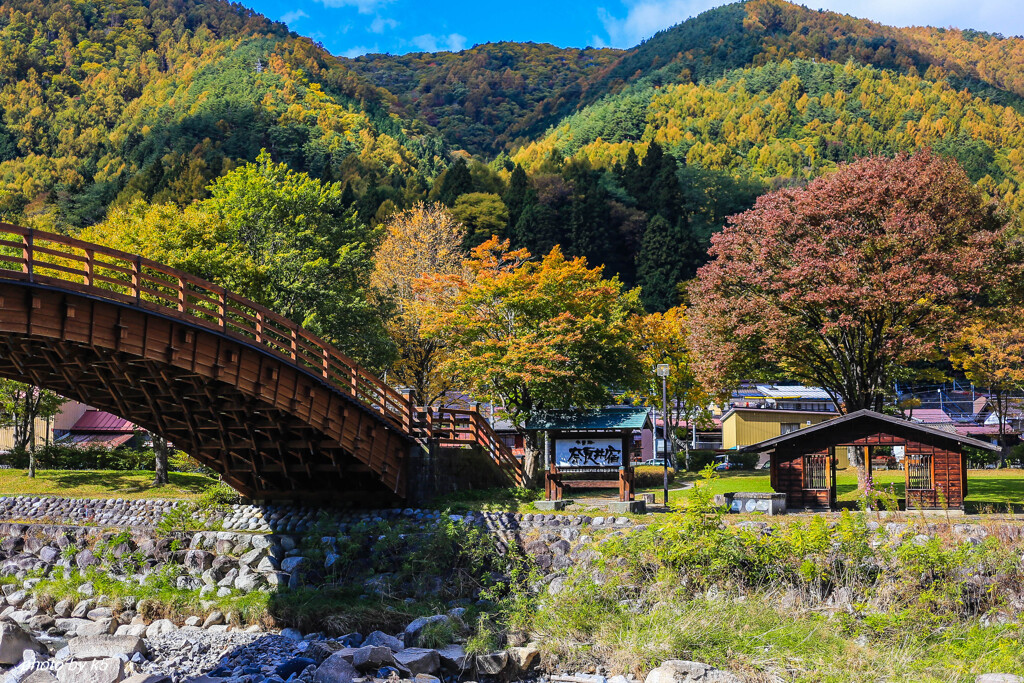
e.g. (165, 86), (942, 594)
(421, 407), (524, 486)
(0, 223), (415, 432)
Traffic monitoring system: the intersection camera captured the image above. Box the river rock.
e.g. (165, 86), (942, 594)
(645, 660), (742, 683)
(56, 657), (124, 683)
(362, 631), (403, 652)
(69, 634), (148, 660)
(313, 652), (360, 683)
(394, 648), (440, 675)
(0, 622), (45, 664)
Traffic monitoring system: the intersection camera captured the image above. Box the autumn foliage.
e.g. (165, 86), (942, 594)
(689, 150), (1013, 411)
(417, 237), (643, 482)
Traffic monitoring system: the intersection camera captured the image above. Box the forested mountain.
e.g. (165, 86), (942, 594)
(346, 43), (621, 156)
(2, 0), (1024, 317)
(515, 59), (1024, 212)
(0, 0), (444, 228)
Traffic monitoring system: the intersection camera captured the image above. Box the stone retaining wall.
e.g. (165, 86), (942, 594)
(0, 495), (635, 534)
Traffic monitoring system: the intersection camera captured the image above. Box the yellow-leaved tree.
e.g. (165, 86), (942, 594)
(949, 309), (1024, 465)
(370, 203), (467, 406)
(626, 306), (713, 470)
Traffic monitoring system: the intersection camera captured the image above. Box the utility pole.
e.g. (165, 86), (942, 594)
(657, 363), (670, 507)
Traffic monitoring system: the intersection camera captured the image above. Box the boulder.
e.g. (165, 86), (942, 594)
(23, 671), (59, 683)
(281, 556), (306, 574)
(184, 550), (213, 574)
(0, 622), (46, 665)
(645, 660), (742, 683)
(69, 634), (148, 660)
(54, 618), (96, 637)
(71, 599), (96, 619)
(403, 615), (448, 648)
(475, 651), (508, 676)
(394, 648), (440, 675)
(362, 630), (403, 652)
(75, 550), (99, 571)
(144, 619), (177, 639)
(56, 657), (124, 683)
(86, 607), (114, 621)
(276, 656), (317, 678)
(121, 676), (171, 683)
(437, 644), (471, 672)
(313, 652), (360, 683)
(351, 646), (397, 671)
(279, 627), (303, 642)
(202, 611), (225, 629)
(53, 599), (72, 618)
(77, 617), (117, 637)
(508, 646), (540, 671)
(977, 677), (1024, 683)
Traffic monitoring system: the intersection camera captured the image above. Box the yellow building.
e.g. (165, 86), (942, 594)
(721, 408), (836, 449)
(0, 401), (89, 452)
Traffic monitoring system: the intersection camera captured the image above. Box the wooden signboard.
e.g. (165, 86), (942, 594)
(545, 430), (634, 502)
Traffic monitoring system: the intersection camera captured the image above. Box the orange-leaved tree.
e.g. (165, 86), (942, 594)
(418, 237), (644, 486)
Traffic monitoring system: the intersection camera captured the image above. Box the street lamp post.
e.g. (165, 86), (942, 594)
(656, 363), (670, 507)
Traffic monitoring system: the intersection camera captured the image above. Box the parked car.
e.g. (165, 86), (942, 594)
(644, 457), (674, 468)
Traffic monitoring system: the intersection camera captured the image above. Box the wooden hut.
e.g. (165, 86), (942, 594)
(739, 409), (998, 511)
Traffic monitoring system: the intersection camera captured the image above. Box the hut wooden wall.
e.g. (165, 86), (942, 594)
(772, 446), (832, 509)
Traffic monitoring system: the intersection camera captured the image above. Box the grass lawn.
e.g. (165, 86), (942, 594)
(0, 469), (217, 500)
(657, 467), (1024, 512)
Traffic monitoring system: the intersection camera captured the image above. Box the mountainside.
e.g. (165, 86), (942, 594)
(346, 42), (621, 156)
(514, 58), (1024, 211)
(0, 0), (444, 227)
(2, 0), (1024, 310)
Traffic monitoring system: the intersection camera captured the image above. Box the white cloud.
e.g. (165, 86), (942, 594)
(411, 32), (468, 53)
(598, 1), (719, 48)
(341, 44), (378, 58)
(597, 0), (1024, 50)
(280, 9), (309, 24)
(810, 0), (1024, 36)
(446, 33), (468, 51)
(370, 16), (398, 33)
(315, 0), (393, 15)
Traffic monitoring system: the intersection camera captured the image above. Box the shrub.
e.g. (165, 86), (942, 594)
(682, 449), (718, 471)
(1, 443), (152, 470)
(735, 452), (759, 470)
(634, 465), (675, 488)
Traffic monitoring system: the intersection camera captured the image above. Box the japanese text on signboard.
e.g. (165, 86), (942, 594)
(554, 438), (622, 468)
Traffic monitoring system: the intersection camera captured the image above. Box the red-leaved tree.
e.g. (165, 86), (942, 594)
(689, 151), (1014, 482)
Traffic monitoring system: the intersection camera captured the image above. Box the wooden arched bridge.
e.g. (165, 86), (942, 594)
(0, 223), (521, 503)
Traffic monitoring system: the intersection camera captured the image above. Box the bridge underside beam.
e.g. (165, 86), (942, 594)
(0, 282), (410, 504)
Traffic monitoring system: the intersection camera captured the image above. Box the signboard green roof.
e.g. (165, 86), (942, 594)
(525, 407), (653, 431)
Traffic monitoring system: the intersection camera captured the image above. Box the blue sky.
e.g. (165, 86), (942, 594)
(240, 0), (1024, 58)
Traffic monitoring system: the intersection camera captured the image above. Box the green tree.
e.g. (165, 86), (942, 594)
(201, 151), (394, 369)
(436, 158), (474, 206)
(452, 192), (509, 248)
(0, 381), (67, 478)
(637, 215), (704, 311)
(418, 237), (644, 485)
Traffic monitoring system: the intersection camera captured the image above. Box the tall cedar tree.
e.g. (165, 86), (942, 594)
(437, 159), (474, 206)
